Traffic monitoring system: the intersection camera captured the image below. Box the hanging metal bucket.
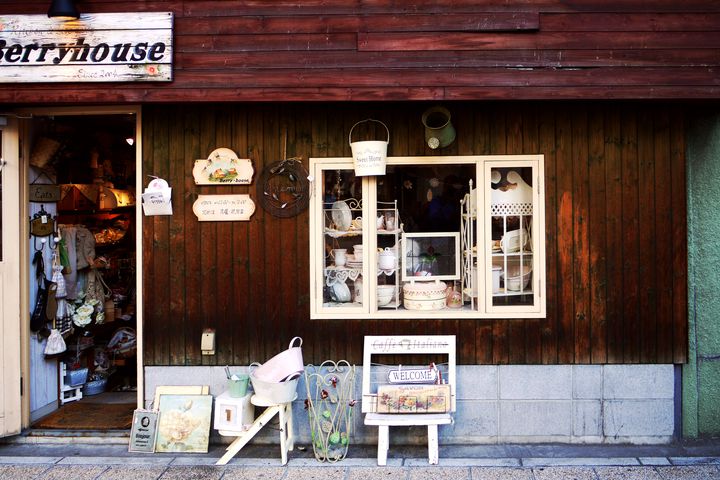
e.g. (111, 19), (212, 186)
(349, 119), (389, 176)
(422, 106), (456, 149)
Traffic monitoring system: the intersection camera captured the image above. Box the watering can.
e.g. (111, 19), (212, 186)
(422, 106), (456, 149)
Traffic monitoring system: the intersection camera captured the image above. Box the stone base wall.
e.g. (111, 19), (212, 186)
(145, 364), (676, 445)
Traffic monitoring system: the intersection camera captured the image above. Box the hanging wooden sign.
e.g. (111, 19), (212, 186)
(0, 13), (173, 83)
(29, 207), (55, 237)
(29, 184), (61, 202)
(192, 194), (256, 222)
(193, 148), (254, 185)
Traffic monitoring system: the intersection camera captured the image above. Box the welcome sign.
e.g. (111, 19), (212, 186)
(0, 12), (172, 82)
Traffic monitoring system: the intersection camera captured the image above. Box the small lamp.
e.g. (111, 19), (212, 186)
(47, 0), (79, 20)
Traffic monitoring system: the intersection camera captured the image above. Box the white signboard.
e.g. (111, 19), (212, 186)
(193, 194), (256, 222)
(0, 13), (173, 82)
(193, 148), (254, 185)
(387, 367), (438, 384)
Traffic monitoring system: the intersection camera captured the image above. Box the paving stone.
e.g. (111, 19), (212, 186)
(157, 465), (224, 479)
(470, 467), (534, 479)
(221, 466), (288, 479)
(39, 464), (109, 479)
(97, 466), (168, 480)
(346, 466), (408, 480)
(0, 464), (52, 479)
(0, 456), (61, 464)
(407, 466), (470, 480)
(656, 465), (720, 479)
(284, 466), (346, 480)
(59, 455), (172, 466)
(532, 466), (598, 480)
(406, 458), (519, 467)
(594, 466), (664, 480)
(524, 458), (639, 467)
(669, 457), (720, 465)
(638, 458), (671, 466)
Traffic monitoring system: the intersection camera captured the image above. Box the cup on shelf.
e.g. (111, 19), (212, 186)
(332, 249), (347, 267)
(353, 244), (363, 262)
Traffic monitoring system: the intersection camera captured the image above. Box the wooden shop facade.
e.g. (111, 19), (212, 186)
(1, 1), (718, 441)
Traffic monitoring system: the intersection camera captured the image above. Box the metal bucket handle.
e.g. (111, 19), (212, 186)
(349, 119), (390, 145)
(288, 336), (303, 349)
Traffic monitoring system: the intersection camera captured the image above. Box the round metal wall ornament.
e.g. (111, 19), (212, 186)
(257, 157), (310, 218)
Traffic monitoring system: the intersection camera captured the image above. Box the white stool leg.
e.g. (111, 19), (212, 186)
(278, 404), (288, 465)
(427, 424), (439, 465)
(285, 402), (295, 451)
(377, 425), (389, 466)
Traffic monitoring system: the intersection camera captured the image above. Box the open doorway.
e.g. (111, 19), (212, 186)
(25, 110), (139, 430)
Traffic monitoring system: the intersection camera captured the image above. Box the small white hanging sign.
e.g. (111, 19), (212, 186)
(141, 177), (172, 216)
(193, 147), (254, 185)
(192, 194), (255, 222)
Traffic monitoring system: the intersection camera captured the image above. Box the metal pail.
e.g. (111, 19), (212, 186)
(349, 119), (389, 176)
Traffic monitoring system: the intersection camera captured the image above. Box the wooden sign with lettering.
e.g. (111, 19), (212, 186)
(0, 13), (173, 83)
(387, 367), (438, 384)
(29, 184), (61, 202)
(128, 409), (159, 453)
(193, 148), (254, 185)
(192, 194), (256, 222)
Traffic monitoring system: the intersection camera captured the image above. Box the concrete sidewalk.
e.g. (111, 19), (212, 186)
(1, 437), (720, 479)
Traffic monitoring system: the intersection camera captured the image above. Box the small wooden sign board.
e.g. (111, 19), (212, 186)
(128, 409), (159, 453)
(29, 184), (61, 203)
(192, 194), (256, 222)
(193, 148), (254, 185)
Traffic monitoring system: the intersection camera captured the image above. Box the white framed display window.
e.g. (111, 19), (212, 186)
(309, 155), (545, 319)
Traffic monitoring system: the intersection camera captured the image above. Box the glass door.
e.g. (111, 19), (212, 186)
(483, 159), (545, 315)
(310, 162), (369, 317)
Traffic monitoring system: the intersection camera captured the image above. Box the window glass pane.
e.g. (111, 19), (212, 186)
(321, 168), (363, 308)
(381, 165), (474, 234)
(490, 167), (534, 306)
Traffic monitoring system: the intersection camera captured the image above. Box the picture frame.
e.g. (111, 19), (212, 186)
(401, 232), (460, 281)
(152, 385), (208, 411)
(155, 394), (213, 453)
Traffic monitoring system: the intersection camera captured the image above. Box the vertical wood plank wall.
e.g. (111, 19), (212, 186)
(142, 102), (687, 366)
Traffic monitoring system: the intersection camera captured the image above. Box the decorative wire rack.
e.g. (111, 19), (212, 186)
(304, 360), (356, 462)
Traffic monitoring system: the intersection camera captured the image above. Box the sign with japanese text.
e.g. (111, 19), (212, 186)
(0, 12), (173, 83)
(192, 194), (256, 222)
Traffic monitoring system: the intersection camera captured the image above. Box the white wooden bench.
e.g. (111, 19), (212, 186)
(362, 335), (456, 465)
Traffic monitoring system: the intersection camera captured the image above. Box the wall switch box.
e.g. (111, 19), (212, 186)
(201, 329), (215, 355)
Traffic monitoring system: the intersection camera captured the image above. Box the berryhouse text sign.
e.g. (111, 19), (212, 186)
(0, 13), (173, 83)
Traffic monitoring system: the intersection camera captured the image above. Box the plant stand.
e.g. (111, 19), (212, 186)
(215, 394), (296, 466)
(304, 360), (356, 462)
(59, 362), (83, 405)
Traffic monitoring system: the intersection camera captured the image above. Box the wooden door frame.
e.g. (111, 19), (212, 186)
(1, 117), (24, 435)
(16, 106), (144, 419)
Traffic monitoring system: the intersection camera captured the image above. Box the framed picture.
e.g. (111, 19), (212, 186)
(155, 394), (213, 453)
(402, 232), (460, 281)
(152, 385), (209, 410)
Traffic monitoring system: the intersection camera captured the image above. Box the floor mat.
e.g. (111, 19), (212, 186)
(32, 402), (135, 430)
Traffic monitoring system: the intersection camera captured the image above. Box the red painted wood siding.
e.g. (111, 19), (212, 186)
(141, 102), (687, 366)
(1, 1), (719, 102)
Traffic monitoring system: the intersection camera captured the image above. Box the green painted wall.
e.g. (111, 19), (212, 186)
(684, 112), (720, 437)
